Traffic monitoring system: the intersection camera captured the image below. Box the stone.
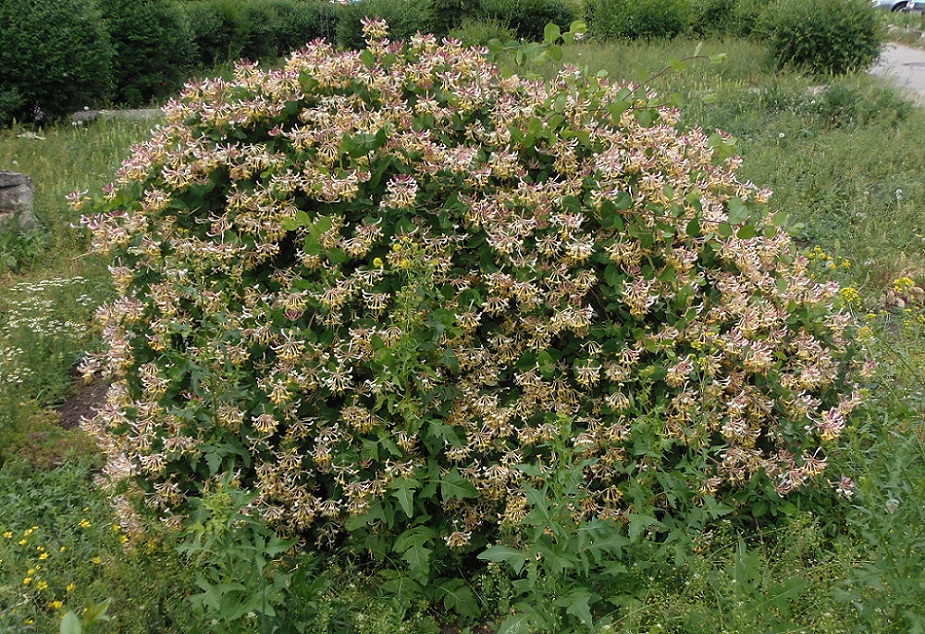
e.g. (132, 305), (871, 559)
(0, 171), (38, 231)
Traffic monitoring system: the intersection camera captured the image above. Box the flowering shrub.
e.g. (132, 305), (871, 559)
(78, 21), (860, 567)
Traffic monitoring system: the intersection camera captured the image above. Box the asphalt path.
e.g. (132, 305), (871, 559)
(871, 42), (925, 102)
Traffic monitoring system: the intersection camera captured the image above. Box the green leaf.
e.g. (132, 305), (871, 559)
(394, 526), (435, 581)
(686, 218), (701, 237)
(554, 95), (566, 113)
(82, 598), (112, 626)
(326, 248), (349, 265)
(497, 612), (531, 634)
(607, 100), (630, 121)
(708, 132), (736, 160)
(544, 23), (561, 43)
(668, 58), (687, 71)
(727, 197), (749, 224)
(359, 49), (376, 67)
(563, 588), (595, 628)
(611, 190), (633, 210)
(60, 612), (82, 634)
(736, 224), (756, 239)
(478, 544), (528, 574)
(438, 579), (481, 619)
(390, 477), (420, 518)
(771, 211), (788, 227)
(537, 350), (555, 378)
(440, 469), (480, 501)
(625, 511), (663, 542)
(569, 19), (588, 35)
(634, 107), (657, 127)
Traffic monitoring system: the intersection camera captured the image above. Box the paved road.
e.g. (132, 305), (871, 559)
(871, 42), (925, 102)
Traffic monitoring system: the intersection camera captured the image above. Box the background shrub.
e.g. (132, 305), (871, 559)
(80, 21), (862, 596)
(585, 0), (691, 40)
(475, 0), (578, 42)
(176, 0), (239, 68)
(179, 0), (338, 68)
(449, 17), (519, 46)
(0, 0), (112, 125)
(757, 0), (883, 74)
(101, 0), (196, 107)
(335, 0), (434, 49)
(729, 0), (765, 36)
(263, 0), (339, 54)
(690, 0), (742, 37)
(431, 0), (482, 36)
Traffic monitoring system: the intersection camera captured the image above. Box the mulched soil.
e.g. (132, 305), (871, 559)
(55, 377), (109, 429)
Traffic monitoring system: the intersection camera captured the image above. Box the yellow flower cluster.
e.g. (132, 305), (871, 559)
(839, 286), (861, 306)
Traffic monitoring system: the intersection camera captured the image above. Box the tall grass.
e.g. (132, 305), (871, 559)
(0, 35), (923, 633)
(0, 117), (155, 281)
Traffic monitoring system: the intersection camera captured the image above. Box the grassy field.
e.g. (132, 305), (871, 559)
(0, 33), (923, 634)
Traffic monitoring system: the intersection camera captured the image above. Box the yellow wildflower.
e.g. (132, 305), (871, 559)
(18, 539), (27, 546)
(839, 287), (861, 305)
(66, 583), (76, 593)
(78, 519), (91, 528)
(893, 277), (915, 294)
(3, 531), (12, 538)
(36, 581), (47, 591)
(91, 556), (102, 565)
(23, 577), (32, 585)
(39, 552), (49, 560)
(372, 257), (384, 267)
(49, 601), (64, 610)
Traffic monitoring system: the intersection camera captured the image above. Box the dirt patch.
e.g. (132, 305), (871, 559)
(55, 377), (109, 429)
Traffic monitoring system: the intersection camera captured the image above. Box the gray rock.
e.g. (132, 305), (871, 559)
(0, 171), (38, 231)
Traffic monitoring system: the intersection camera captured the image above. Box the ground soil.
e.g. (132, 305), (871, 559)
(55, 376), (108, 429)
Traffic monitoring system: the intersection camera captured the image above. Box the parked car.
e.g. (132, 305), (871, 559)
(873, 0), (924, 11)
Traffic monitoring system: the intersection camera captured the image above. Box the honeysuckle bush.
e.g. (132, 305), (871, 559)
(76, 19), (864, 595)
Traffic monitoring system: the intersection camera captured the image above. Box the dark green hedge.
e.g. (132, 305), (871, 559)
(585, 0), (691, 40)
(0, 0), (112, 124)
(475, 0), (577, 42)
(757, 0), (883, 74)
(101, 0), (196, 107)
(178, 0), (338, 67)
